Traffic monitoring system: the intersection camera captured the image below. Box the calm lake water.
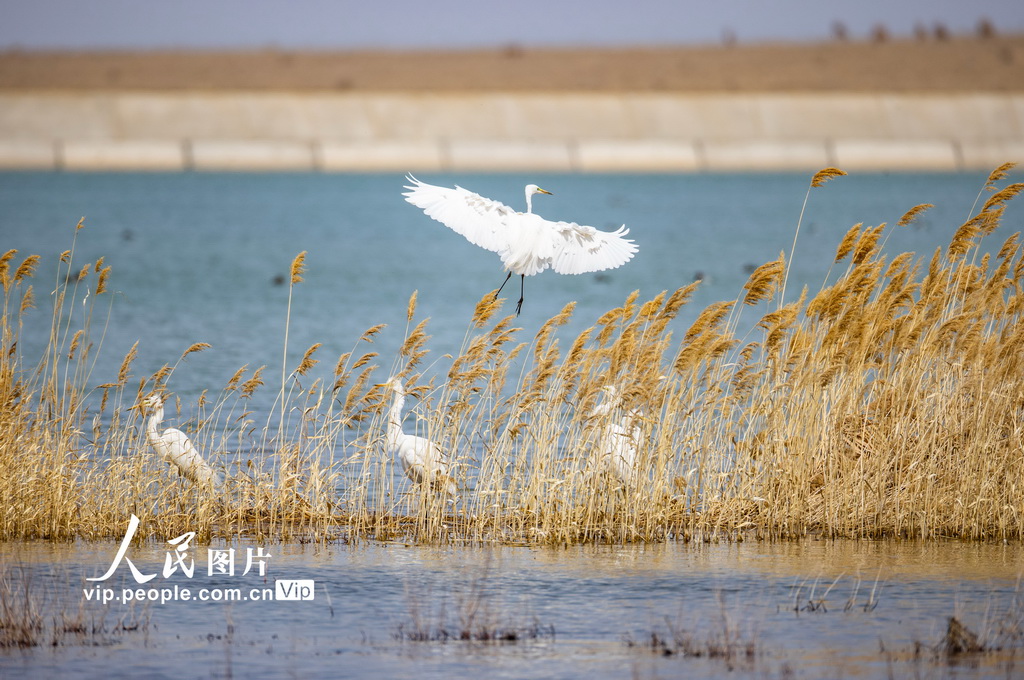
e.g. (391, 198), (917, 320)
(2, 170), (1023, 678)
(2, 170), (1021, 416)
(1, 538), (1022, 679)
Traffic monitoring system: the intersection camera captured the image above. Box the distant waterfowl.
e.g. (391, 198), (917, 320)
(403, 175), (638, 314)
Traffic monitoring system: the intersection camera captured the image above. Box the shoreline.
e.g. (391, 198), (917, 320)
(1, 36), (1022, 93)
(1, 37), (1022, 171)
(2, 90), (1020, 172)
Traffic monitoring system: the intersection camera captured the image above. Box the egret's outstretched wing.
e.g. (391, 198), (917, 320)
(403, 175), (514, 254)
(550, 222), (638, 275)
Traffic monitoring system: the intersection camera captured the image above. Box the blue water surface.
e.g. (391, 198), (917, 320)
(2, 169), (1017, 410)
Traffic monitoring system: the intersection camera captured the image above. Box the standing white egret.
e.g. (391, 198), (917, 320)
(403, 175), (638, 314)
(379, 377), (457, 496)
(588, 386), (641, 485)
(138, 394), (220, 490)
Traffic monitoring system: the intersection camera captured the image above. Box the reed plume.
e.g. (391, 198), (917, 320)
(897, 204), (934, 227)
(290, 251), (307, 285)
(810, 167), (848, 187)
(742, 253), (786, 305)
(295, 343), (322, 377)
(407, 290), (418, 322)
(225, 364), (248, 391)
(241, 366), (265, 398)
(180, 342), (211, 362)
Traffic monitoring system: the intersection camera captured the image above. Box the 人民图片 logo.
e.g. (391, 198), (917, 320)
(82, 515), (314, 605)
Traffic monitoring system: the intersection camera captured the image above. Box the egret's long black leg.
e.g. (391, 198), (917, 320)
(515, 274), (525, 315)
(494, 271), (513, 299)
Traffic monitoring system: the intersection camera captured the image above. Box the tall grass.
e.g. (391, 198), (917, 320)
(0, 563), (150, 648)
(1, 167), (1022, 544)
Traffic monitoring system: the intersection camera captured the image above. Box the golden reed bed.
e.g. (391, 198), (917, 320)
(1, 166), (1022, 545)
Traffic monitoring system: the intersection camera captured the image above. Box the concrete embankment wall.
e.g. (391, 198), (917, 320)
(1, 91), (1021, 172)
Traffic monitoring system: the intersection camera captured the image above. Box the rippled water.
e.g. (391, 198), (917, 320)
(1, 539), (1022, 679)
(2, 170), (1022, 678)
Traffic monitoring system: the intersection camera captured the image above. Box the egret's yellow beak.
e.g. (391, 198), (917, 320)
(537, 188), (552, 195)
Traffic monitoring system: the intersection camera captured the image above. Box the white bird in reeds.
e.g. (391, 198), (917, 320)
(379, 377), (458, 496)
(588, 386), (642, 486)
(138, 394), (220, 491)
(403, 175), (638, 314)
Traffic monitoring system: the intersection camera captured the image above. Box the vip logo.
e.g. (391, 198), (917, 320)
(275, 579), (315, 601)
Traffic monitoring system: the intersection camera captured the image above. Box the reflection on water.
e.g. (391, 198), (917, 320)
(1, 539), (1021, 679)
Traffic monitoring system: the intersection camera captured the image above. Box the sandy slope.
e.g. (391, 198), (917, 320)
(0, 36), (1022, 92)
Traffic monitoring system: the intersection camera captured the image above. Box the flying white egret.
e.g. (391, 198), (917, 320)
(403, 175), (638, 314)
(588, 386), (641, 485)
(138, 394), (220, 490)
(379, 377), (457, 496)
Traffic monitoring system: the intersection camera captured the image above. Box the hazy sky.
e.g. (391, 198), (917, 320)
(2, 0), (1022, 50)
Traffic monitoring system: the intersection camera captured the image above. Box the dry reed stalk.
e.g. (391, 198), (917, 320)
(780, 167), (848, 306)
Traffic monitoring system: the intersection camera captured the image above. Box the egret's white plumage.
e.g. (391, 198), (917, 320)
(403, 175), (637, 313)
(381, 378), (457, 496)
(589, 386), (641, 485)
(140, 394), (220, 490)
